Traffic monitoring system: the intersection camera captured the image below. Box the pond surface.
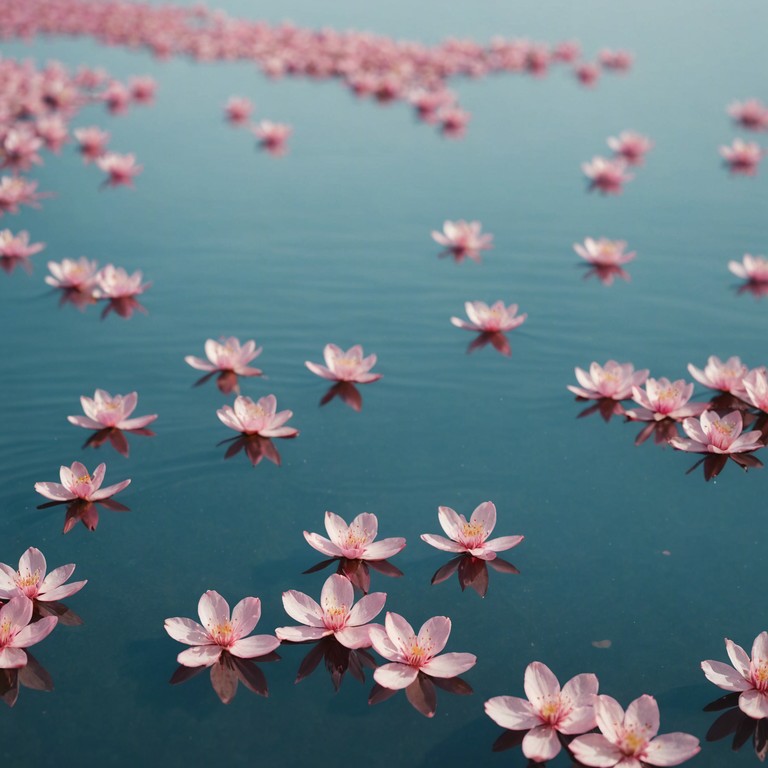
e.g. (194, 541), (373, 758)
(0, 0), (767, 766)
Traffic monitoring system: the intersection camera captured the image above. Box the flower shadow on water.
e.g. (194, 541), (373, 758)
(685, 452), (763, 481)
(704, 692), (768, 761)
(491, 728), (581, 767)
(303, 557), (403, 595)
(736, 281), (768, 300)
(0, 652), (53, 708)
(37, 497), (130, 533)
(319, 382), (363, 412)
(82, 426), (155, 458)
(292, 635), (376, 692)
(193, 370), (241, 395)
(54, 286), (98, 311)
(632, 418), (680, 446)
(0, 255), (33, 275)
(574, 396), (625, 422)
(33, 599), (83, 627)
(466, 332), (511, 357)
(369, 672), (472, 718)
(100, 296), (147, 319)
(430, 554), (519, 598)
(219, 434), (282, 467)
(581, 264), (631, 286)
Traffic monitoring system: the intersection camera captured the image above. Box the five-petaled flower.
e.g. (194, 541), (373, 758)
(186, 337), (263, 376)
(304, 511), (405, 561)
(0, 596), (58, 669)
(568, 361), (649, 400)
(34, 461), (131, 502)
(450, 301), (527, 333)
(0, 547), (86, 603)
(305, 344), (381, 383)
(669, 410), (763, 454)
(217, 394), (298, 437)
(67, 389), (158, 431)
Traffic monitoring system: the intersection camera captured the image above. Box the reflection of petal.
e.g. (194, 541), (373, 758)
(320, 382), (363, 412)
(216, 371), (240, 395)
(210, 655), (238, 704)
(101, 297), (147, 320)
(467, 332), (511, 357)
(405, 674), (437, 718)
(582, 264), (631, 285)
(576, 397), (625, 422)
(222, 435), (281, 467)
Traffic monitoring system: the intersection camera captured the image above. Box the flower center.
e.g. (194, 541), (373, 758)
(209, 621), (234, 646)
(246, 404), (265, 420)
(16, 569), (40, 591)
(753, 662), (768, 691)
(539, 699), (561, 722)
(621, 730), (646, 756)
(0, 618), (12, 645)
(77, 474), (91, 484)
(324, 605), (348, 631)
(461, 521), (486, 547)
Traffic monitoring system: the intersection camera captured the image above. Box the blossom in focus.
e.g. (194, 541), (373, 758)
(570, 694), (700, 767)
(669, 410), (763, 454)
(96, 152), (142, 185)
(568, 361), (649, 400)
(0, 230), (44, 259)
(217, 394), (298, 438)
(164, 591), (279, 667)
(484, 661), (598, 763)
(185, 337), (263, 376)
(67, 389), (158, 431)
(34, 461), (131, 502)
(276, 573), (385, 649)
(305, 344), (381, 383)
(729, 254), (768, 284)
(0, 596), (58, 669)
(94, 265), (150, 298)
(687, 355), (748, 396)
(607, 131), (653, 165)
(451, 301), (527, 333)
(582, 156), (633, 193)
(727, 99), (768, 131)
(304, 511), (406, 561)
(701, 632), (768, 719)
(574, 238), (635, 267)
(252, 120), (292, 149)
(625, 378), (708, 422)
(431, 220), (493, 259)
(421, 501), (523, 561)
(74, 126), (110, 161)
(720, 139), (763, 175)
(0, 547), (86, 603)
(45, 258), (99, 291)
(370, 613), (476, 689)
(224, 96), (253, 124)
(742, 368), (768, 413)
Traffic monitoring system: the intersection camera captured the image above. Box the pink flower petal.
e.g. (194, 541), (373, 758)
(739, 689), (768, 719)
(67, 415), (105, 430)
(570, 733), (625, 767)
(595, 695), (626, 744)
(230, 596), (261, 640)
(335, 625), (373, 649)
(89, 478), (130, 501)
(185, 355), (216, 372)
(483, 535), (524, 552)
(275, 625), (329, 642)
(228, 634), (280, 659)
(347, 592), (386, 626)
(198, 590), (230, 629)
(417, 616), (451, 656)
(281, 590), (324, 627)
(725, 638), (751, 678)
(484, 695), (540, 730)
(643, 733), (701, 766)
(362, 537), (406, 560)
(385, 612), (416, 655)
(524, 661), (561, 705)
(374, 662), (419, 690)
(320, 574), (353, 614)
(369, 625), (400, 661)
(303, 532), (342, 557)
(420, 533), (465, 553)
(13, 615), (57, 647)
(700, 660), (751, 691)
(624, 694), (659, 739)
(0, 595), (32, 628)
(420, 651), (476, 678)
(324, 511), (349, 546)
(522, 724), (562, 763)
(437, 506), (462, 539)
(39, 580), (87, 602)
(470, 500), (496, 533)
(164, 617), (210, 645)
(177, 645), (223, 667)
(34, 482), (76, 501)
(0, 647), (27, 669)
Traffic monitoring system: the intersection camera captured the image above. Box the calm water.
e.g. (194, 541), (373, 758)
(1, 1), (767, 765)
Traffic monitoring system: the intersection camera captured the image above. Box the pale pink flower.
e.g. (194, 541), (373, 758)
(574, 238), (635, 267)
(582, 156), (633, 193)
(669, 410), (763, 454)
(451, 301), (527, 333)
(185, 337), (263, 376)
(94, 265), (150, 298)
(570, 694), (700, 767)
(45, 258), (99, 290)
(575, 63), (600, 87)
(720, 139), (763, 174)
(101, 81), (131, 114)
(164, 591), (279, 667)
(599, 50), (633, 71)
(484, 661), (598, 763)
(96, 152), (142, 185)
(702, 632), (768, 719)
(742, 368), (768, 413)
(431, 220), (493, 259)
(276, 573), (385, 649)
(35, 116), (68, 153)
(304, 511), (406, 561)
(370, 612), (476, 689)
(224, 96), (253, 124)
(438, 106), (470, 134)
(553, 40), (581, 62)
(74, 126), (110, 160)
(0, 596), (58, 669)
(1, 129), (43, 172)
(305, 344), (381, 383)
(421, 501), (523, 561)
(34, 461), (131, 502)
(217, 394), (298, 438)
(129, 76), (156, 103)
(0, 230), (44, 259)
(729, 254), (768, 284)
(0, 176), (44, 214)
(409, 89), (455, 122)
(568, 361), (649, 400)
(607, 131), (653, 165)
(728, 99), (768, 132)
(0, 547), (86, 602)
(687, 355), (748, 395)
(625, 378), (708, 422)
(67, 389), (158, 431)
(252, 120), (292, 148)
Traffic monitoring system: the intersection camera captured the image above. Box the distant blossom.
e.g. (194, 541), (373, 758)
(720, 139), (762, 175)
(574, 238), (635, 267)
(568, 361), (649, 400)
(94, 265), (150, 299)
(598, 49), (633, 70)
(687, 355), (748, 396)
(129, 76), (156, 103)
(574, 63), (600, 87)
(45, 258), (99, 291)
(304, 511), (406, 561)
(431, 220), (493, 260)
(252, 121), (292, 150)
(96, 152), (142, 185)
(582, 156), (633, 193)
(728, 99), (768, 131)
(729, 254), (768, 284)
(305, 344), (381, 383)
(0, 547), (86, 603)
(451, 301), (527, 333)
(73, 126), (110, 161)
(186, 337), (263, 376)
(607, 131), (653, 165)
(34, 461), (130, 502)
(34, 116), (68, 153)
(217, 394), (298, 438)
(224, 96), (253, 124)
(0, 176), (45, 214)
(669, 410), (763, 455)
(0, 596), (58, 669)
(0, 230), (44, 260)
(742, 368), (768, 413)
(67, 389), (157, 431)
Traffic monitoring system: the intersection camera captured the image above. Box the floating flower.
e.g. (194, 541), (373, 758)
(0, 176), (44, 214)
(582, 156), (633, 193)
(720, 139), (763, 175)
(73, 126), (110, 161)
(568, 361), (649, 400)
(431, 220), (493, 260)
(569, 694), (700, 767)
(34, 461), (131, 502)
(729, 254), (768, 284)
(252, 120), (292, 149)
(574, 238), (635, 267)
(164, 591), (280, 667)
(599, 50), (633, 71)
(305, 344), (381, 383)
(421, 501), (523, 561)
(701, 632), (768, 719)
(607, 131), (653, 165)
(0, 230), (44, 260)
(45, 258), (99, 291)
(224, 96), (253, 124)
(370, 613), (476, 689)
(96, 152), (142, 185)
(0, 547), (86, 602)
(0, 596), (58, 669)
(185, 337), (263, 376)
(574, 63), (600, 87)
(438, 106), (470, 135)
(687, 355), (748, 396)
(94, 265), (150, 299)
(484, 661), (599, 763)
(129, 76), (156, 103)
(101, 80), (131, 114)
(217, 394), (298, 438)
(304, 511), (406, 562)
(742, 368), (768, 413)
(450, 301), (527, 333)
(34, 116), (68, 153)
(728, 99), (768, 132)
(1, 129), (43, 172)
(276, 573), (385, 649)
(669, 410), (763, 454)
(67, 389), (157, 431)
(625, 378), (708, 422)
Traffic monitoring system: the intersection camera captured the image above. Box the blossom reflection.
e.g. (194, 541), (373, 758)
(82, 426), (155, 457)
(55, 286), (98, 311)
(685, 452), (763, 482)
(220, 434), (281, 467)
(466, 332), (512, 357)
(574, 397), (625, 422)
(430, 554), (519, 597)
(0, 652), (53, 708)
(100, 296), (147, 319)
(369, 672), (472, 718)
(705, 693), (768, 762)
(293, 635), (376, 692)
(319, 382), (363, 411)
(582, 264), (631, 285)
(193, 370), (241, 395)
(303, 557), (403, 595)
(0, 255), (33, 275)
(37, 497), (130, 534)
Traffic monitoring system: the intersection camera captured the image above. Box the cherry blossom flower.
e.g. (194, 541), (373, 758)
(568, 361), (649, 400)
(607, 131), (653, 165)
(599, 50), (633, 71)
(370, 613), (476, 689)
(67, 389), (157, 431)
(252, 120), (292, 150)
(431, 220), (493, 260)
(728, 99), (768, 132)
(94, 265), (150, 298)
(625, 378), (708, 422)
(164, 591), (279, 667)
(0, 176), (45, 214)
(0, 547), (86, 602)
(35, 116), (68, 153)
(0, 596), (58, 669)
(484, 661), (598, 763)
(574, 238), (635, 267)
(553, 41), (581, 62)
(574, 63), (600, 87)
(687, 355), (748, 396)
(0, 230), (44, 260)
(409, 89), (455, 122)
(74, 126), (110, 161)
(96, 152), (142, 185)
(305, 344), (381, 383)
(101, 80), (131, 114)
(438, 106), (470, 135)
(729, 254), (768, 284)
(304, 511), (405, 561)
(185, 337), (263, 376)
(570, 694), (700, 767)
(224, 96), (253, 124)
(276, 574), (385, 649)
(720, 139), (763, 175)
(217, 394), (298, 438)
(451, 301), (527, 333)
(34, 461), (130, 502)
(582, 156), (633, 194)
(421, 501), (523, 561)
(702, 632), (768, 719)
(129, 76), (156, 103)
(1, 129), (43, 172)
(742, 368), (768, 413)
(669, 410), (763, 454)
(45, 258), (99, 291)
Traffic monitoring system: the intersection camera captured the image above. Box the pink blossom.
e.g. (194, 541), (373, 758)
(304, 511), (406, 561)
(0, 547), (86, 603)
(101, 80), (131, 114)
(568, 361), (649, 400)
(35, 116), (69, 153)
(742, 368), (768, 413)
(34, 461), (131, 502)
(582, 156), (633, 193)
(720, 139), (763, 174)
(438, 106), (470, 134)
(451, 301), (527, 333)
(0, 596), (57, 669)
(185, 337), (263, 376)
(0, 230), (44, 259)
(1, 129), (43, 172)
(431, 220), (493, 260)
(45, 257), (99, 290)
(252, 120), (292, 149)
(574, 63), (600, 87)
(370, 612), (476, 689)
(164, 591), (279, 667)
(729, 254), (768, 284)
(94, 265), (150, 298)
(702, 632), (768, 719)
(570, 694), (700, 767)
(217, 394), (298, 438)
(421, 501), (523, 561)
(669, 410), (763, 454)
(67, 389), (157, 431)
(599, 50), (633, 71)
(0, 176), (44, 214)
(305, 344), (381, 383)
(129, 76), (156, 103)
(96, 152), (142, 185)
(224, 96), (253, 124)
(625, 378), (708, 422)
(553, 40), (581, 63)
(687, 355), (748, 396)
(607, 131), (653, 165)
(409, 89), (455, 122)
(728, 99), (768, 131)
(485, 661), (598, 763)
(276, 573), (385, 649)
(574, 238), (635, 267)
(74, 126), (110, 161)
